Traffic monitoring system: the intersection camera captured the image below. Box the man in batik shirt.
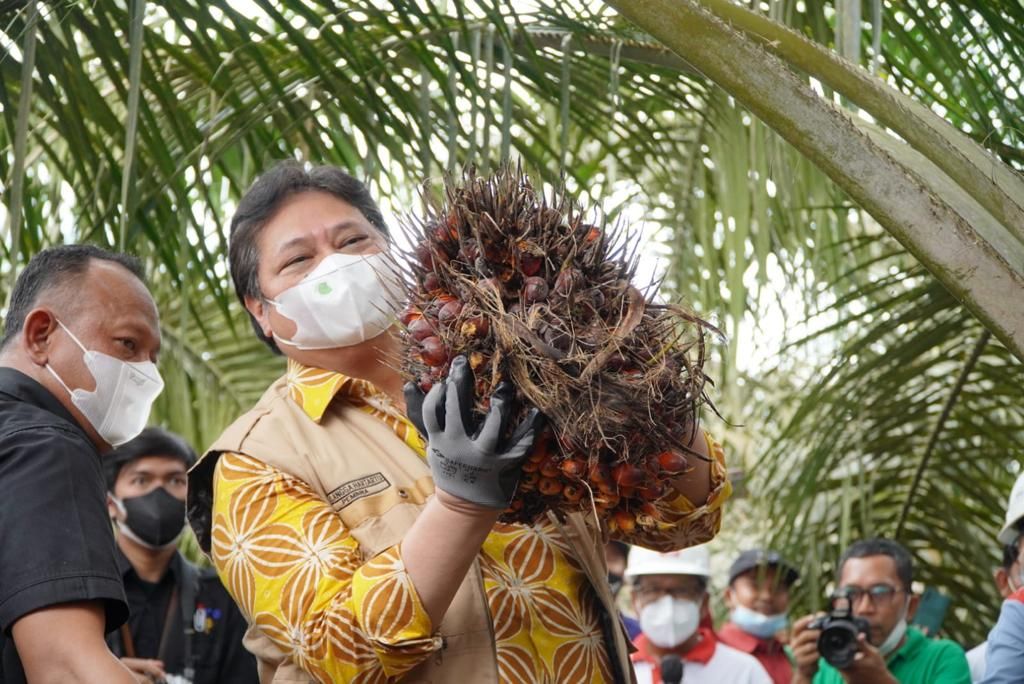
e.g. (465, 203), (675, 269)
(187, 161), (731, 683)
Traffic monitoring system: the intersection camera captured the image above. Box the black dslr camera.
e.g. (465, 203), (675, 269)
(810, 597), (871, 669)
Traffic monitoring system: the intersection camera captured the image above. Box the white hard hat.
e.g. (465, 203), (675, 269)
(998, 472), (1024, 545)
(624, 543), (711, 579)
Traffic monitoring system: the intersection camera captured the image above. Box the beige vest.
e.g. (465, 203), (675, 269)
(188, 375), (636, 684)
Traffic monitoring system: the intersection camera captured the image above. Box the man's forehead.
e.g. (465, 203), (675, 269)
(840, 555), (900, 583)
(122, 456), (187, 474)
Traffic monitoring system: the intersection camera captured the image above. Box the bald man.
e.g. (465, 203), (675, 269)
(0, 245), (164, 683)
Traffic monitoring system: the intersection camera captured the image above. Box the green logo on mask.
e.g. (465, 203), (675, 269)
(316, 282), (333, 296)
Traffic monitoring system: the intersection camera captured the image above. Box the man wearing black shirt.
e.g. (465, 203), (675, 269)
(104, 428), (257, 684)
(0, 245), (164, 683)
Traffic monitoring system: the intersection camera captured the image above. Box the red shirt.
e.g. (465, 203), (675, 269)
(630, 627), (717, 682)
(716, 622), (793, 684)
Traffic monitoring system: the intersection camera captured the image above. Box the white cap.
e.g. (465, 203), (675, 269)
(624, 544), (711, 579)
(998, 473), (1024, 545)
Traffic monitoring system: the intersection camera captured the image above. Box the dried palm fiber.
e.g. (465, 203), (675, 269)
(397, 164), (716, 530)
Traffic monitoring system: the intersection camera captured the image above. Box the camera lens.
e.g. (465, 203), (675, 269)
(818, 622), (859, 669)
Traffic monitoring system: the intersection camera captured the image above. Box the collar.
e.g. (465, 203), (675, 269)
(887, 626), (926, 666)
(0, 366), (83, 434)
(114, 541), (183, 584)
(632, 627), (718, 667)
(285, 357), (381, 423)
(717, 621), (783, 655)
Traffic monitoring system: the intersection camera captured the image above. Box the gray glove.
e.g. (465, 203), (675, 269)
(404, 355), (543, 509)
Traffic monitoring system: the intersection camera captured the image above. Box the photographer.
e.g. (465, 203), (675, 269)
(790, 538), (969, 684)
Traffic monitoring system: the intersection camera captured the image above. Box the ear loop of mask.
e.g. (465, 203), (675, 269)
(44, 320), (89, 396)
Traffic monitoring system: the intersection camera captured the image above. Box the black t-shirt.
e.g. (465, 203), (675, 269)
(106, 547), (258, 684)
(0, 368), (128, 682)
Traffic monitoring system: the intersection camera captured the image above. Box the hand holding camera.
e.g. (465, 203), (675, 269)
(790, 596), (899, 684)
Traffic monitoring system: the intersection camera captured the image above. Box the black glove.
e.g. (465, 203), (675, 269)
(404, 355), (544, 509)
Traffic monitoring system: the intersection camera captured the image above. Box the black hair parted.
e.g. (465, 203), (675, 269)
(228, 160), (389, 354)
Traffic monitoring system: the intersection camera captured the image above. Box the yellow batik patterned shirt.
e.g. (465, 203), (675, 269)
(210, 359), (731, 683)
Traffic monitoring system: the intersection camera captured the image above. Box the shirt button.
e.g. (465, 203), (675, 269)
(398, 488), (409, 498)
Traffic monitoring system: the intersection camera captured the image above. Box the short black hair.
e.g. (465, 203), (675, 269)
(228, 160), (389, 353)
(1, 244), (144, 348)
(104, 426), (197, 490)
(838, 538), (913, 590)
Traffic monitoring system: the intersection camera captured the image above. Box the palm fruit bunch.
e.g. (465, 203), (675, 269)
(398, 164), (715, 531)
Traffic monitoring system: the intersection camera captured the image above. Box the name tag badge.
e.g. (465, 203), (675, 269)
(327, 472), (390, 509)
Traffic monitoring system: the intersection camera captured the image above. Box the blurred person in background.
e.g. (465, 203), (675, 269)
(790, 538), (970, 684)
(608, 540), (642, 639)
(717, 548), (799, 684)
(105, 427), (256, 684)
(626, 545), (771, 684)
(967, 472), (1024, 681)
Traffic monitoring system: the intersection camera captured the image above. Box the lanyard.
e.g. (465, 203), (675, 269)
(119, 584), (180, 662)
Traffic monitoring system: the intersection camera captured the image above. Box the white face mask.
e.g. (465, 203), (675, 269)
(46, 321), (164, 447)
(639, 595), (701, 649)
(878, 597), (911, 657)
(268, 252), (402, 350)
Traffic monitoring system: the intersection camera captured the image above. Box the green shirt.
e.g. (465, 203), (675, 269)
(812, 627), (971, 684)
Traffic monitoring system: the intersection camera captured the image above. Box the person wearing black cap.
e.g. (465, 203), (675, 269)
(718, 549), (800, 684)
(104, 427), (256, 684)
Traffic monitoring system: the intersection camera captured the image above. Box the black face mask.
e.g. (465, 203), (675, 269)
(117, 487), (186, 548)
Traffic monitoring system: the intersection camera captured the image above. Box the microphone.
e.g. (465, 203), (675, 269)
(661, 654), (683, 684)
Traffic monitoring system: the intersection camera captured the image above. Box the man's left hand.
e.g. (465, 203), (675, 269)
(839, 634), (898, 684)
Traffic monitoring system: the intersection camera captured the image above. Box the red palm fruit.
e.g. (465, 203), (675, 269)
(598, 493), (621, 509)
(414, 243), (434, 270)
(423, 272), (442, 292)
(538, 478), (563, 496)
(438, 300), (463, 327)
(520, 472), (540, 488)
(638, 482), (667, 501)
(562, 484), (584, 503)
(468, 352), (487, 370)
(618, 486), (636, 499)
(460, 315), (489, 338)
(408, 317), (434, 341)
(540, 460), (561, 479)
(419, 337), (449, 366)
(506, 499), (524, 512)
(612, 510), (636, 533)
(521, 459), (539, 473)
(639, 502), (660, 518)
(589, 462), (610, 485)
(554, 268), (581, 295)
(417, 373), (433, 393)
(612, 463), (645, 488)
(597, 480), (618, 496)
(521, 253), (543, 276)
(399, 307), (421, 326)
(523, 276), (549, 304)
(560, 458), (585, 480)
(657, 451), (689, 474)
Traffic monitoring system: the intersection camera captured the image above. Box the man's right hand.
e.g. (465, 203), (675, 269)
(122, 658), (167, 683)
(790, 613), (824, 684)
(404, 355), (543, 510)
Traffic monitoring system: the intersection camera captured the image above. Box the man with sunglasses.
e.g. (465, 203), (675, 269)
(790, 538), (970, 684)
